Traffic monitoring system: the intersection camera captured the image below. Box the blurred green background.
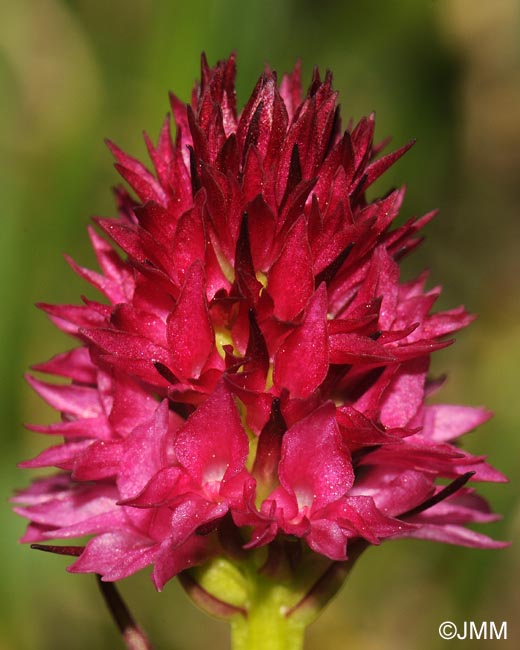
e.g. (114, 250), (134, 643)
(1, 0), (518, 648)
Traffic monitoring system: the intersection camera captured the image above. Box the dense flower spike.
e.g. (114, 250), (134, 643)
(15, 54), (506, 595)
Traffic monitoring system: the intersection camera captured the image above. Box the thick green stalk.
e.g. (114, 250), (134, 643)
(182, 542), (368, 650)
(230, 576), (305, 650)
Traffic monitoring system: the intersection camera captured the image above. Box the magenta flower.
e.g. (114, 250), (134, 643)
(15, 54), (506, 648)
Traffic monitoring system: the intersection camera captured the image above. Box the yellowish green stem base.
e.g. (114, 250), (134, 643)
(181, 542), (367, 650)
(230, 576), (306, 650)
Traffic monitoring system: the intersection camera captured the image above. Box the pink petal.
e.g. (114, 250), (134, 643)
(107, 372), (161, 437)
(336, 495), (415, 541)
(117, 401), (171, 501)
(26, 376), (102, 418)
(32, 347), (97, 384)
(169, 494), (228, 547)
(41, 510), (127, 540)
(379, 357), (429, 427)
(279, 402), (353, 512)
(120, 466), (185, 508)
(306, 518), (348, 560)
(398, 524), (509, 549)
(69, 531), (158, 581)
(422, 405), (493, 442)
(27, 417), (113, 441)
(175, 382), (249, 484)
(19, 441), (92, 470)
(349, 467), (433, 517)
(152, 534), (216, 591)
(73, 440), (125, 480)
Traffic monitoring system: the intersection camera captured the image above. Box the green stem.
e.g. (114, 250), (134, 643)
(230, 575), (305, 650)
(182, 542), (368, 650)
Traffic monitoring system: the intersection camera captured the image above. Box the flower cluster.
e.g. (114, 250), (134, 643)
(15, 55), (506, 591)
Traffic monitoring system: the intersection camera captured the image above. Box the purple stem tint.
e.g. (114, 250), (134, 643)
(400, 471), (476, 519)
(31, 544), (153, 650)
(96, 577), (154, 650)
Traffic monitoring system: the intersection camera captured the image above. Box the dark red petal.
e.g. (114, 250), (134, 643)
(360, 140), (415, 192)
(167, 262), (214, 379)
(106, 140), (167, 205)
(267, 217), (314, 321)
(329, 332), (397, 365)
(274, 284), (329, 399)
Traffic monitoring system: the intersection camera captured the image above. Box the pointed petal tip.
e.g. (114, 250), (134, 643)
(104, 138), (119, 156)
